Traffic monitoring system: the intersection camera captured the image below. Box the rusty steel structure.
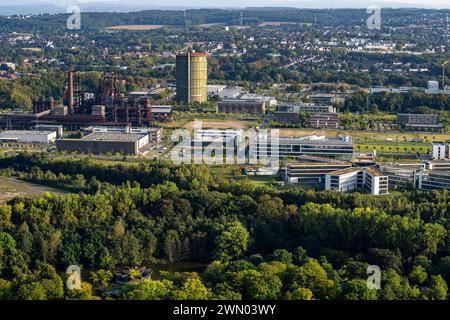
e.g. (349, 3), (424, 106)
(28, 71), (171, 130)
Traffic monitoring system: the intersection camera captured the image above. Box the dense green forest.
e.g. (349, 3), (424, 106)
(0, 153), (449, 300)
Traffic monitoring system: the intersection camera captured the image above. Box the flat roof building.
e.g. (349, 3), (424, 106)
(250, 134), (354, 161)
(325, 166), (389, 195)
(419, 170), (450, 191)
(83, 126), (163, 143)
(431, 142), (450, 160)
(308, 113), (339, 129)
(0, 130), (56, 144)
(56, 130), (150, 155)
(285, 157), (352, 184)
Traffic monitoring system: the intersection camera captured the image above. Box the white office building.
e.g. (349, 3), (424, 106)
(325, 167), (389, 195)
(431, 142), (450, 160)
(427, 80), (440, 91)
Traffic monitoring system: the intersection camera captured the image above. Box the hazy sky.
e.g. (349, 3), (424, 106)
(4, 0), (450, 9)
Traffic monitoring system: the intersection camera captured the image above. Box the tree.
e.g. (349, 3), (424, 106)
(270, 249), (293, 265)
(164, 230), (181, 263)
(90, 269), (113, 290)
(408, 266), (427, 285)
(239, 270), (282, 300)
(341, 279), (378, 300)
(287, 287), (314, 300)
(425, 275), (448, 300)
(123, 279), (173, 300)
(213, 221), (249, 262)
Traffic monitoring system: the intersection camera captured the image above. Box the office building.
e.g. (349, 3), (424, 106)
(325, 166), (389, 195)
(250, 134), (354, 161)
(427, 80), (439, 91)
(380, 164), (423, 189)
(419, 170), (450, 191)
(425, 160), (450, 171)
(308, 113), (339, 128)
(284, 156), (352, 184)
(276, 103), (336, 114)
(274, 103), (336, 124)
(0, 130), (57, 144)
(240, 93), (277, 107)
(176, 52), (207, 103)
(431, 142), (450, 160)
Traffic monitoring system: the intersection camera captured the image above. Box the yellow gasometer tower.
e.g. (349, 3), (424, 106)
(176, 52), (207, 103)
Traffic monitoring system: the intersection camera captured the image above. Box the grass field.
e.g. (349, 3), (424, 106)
(277, 128), (450, 142)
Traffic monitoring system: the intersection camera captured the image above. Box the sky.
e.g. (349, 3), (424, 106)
(1, 0), (450, 9)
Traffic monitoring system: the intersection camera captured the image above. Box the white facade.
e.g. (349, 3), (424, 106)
(0, 130), (56, 144)
(427, 80), (439, 91)
(325, 167), (389, 195)
(432, 142), (449, 160)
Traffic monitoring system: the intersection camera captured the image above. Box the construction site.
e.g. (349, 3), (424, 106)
(0, 71), (172, 131)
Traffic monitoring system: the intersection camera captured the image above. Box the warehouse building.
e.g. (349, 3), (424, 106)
(0, 130), (57, 144)
(56, 130), (150, 155)
(325, 166), (389, 195)
(83, 126), (163, 143)
(34, 125), (64, 138)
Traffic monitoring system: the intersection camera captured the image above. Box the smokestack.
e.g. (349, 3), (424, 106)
(49, 97), (55, 114)
(68, 71), (74, 114)
(33, 98), (39, 114)
(40, 96), (46, 113)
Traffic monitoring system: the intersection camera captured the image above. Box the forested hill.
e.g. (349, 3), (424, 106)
(0, 8), (447, 33)
(0, 153), (449, 300)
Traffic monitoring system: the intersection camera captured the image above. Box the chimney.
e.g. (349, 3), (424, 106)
(33, 98), (39, 114)
(40, 96), (46, 113)
(49, 97), (55, 114)
(68, 71), (74, 114)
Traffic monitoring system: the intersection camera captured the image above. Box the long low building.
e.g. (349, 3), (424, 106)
(83, 126), (163, 143)
(0, 130), (57, 144)
(56, 130), (150, 155)
(285, 156), (352, 184)
(274, 103), (336, 124)
(217, 99), (266, 115)
(419, 170), (450, 190)
(250, 134), (354, 161)
(397, 113), (442, 132)
(308, 113), (339, 128)
(325, 166), (389, 195)
(379, 164), (423, 189)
